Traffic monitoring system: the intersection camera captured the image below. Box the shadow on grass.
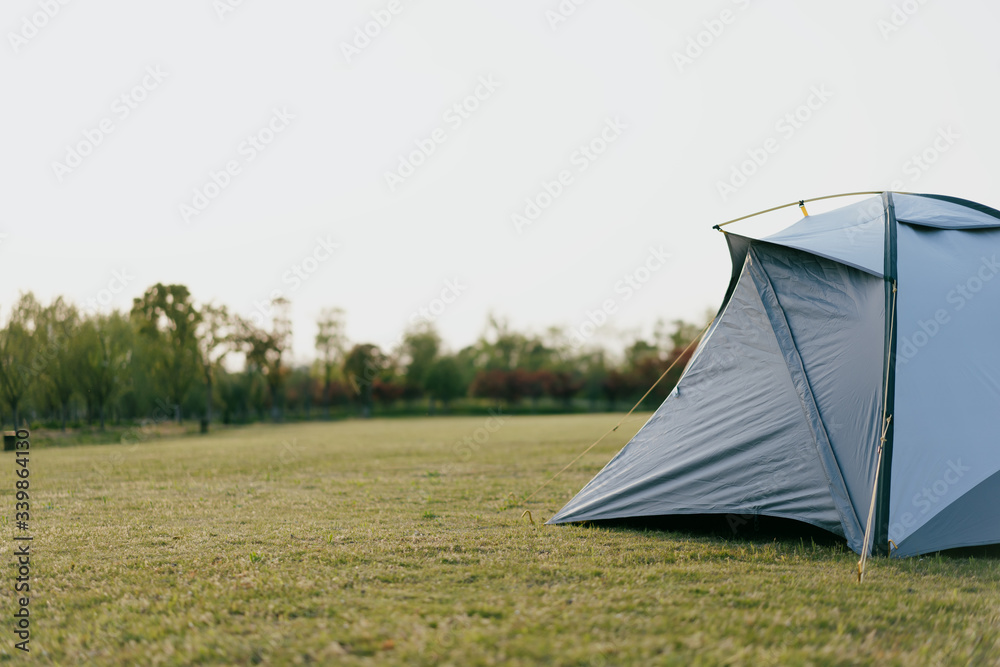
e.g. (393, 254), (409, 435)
(934, 544), (1000, 560)
(588, 514), (848, 551)
(585, 514), (1000, 560)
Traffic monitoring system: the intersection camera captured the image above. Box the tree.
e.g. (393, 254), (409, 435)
(471, 369), (523, 409)
(39, 297), (79, 431)
(400, 323), (440, 407)
(373, 377), (405, 408)
(546, 369), (583, 409)
(286, 366), (321, 418)
(237, 297), (292, 422)
(214, 367), (246, 424)
(315, 308), (347, 418)
(0, 293), (43, 429)
(424, 355), (467, 411)
(624, 338), (660, 371)
(195, 303), (234, 432)
(130, 284), (200, 422)
(520, 337), (556, 372)
(668, 317), (706, 351)
(73, 312), (132, 430)
(580, 351), (608, 412)
(343, 344), (385, 418)
(475, 315), (528, 371)
(519, 369), (550, 412)
(601, 369), (628, 411)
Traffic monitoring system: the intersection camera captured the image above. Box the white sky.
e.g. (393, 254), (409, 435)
(3, 0), (999, 364)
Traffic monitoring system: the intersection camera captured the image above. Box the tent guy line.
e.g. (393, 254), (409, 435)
(521, 321), (714, 508)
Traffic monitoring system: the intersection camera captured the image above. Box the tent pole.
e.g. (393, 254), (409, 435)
(713, 191), (908, 231)
(872, 192), (900, 558)
(858, 413), (892, 582)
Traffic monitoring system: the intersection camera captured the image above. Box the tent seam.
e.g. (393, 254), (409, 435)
(747, 250), (865, 550)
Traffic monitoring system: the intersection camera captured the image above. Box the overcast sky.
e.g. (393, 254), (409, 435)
(3, 0), (998, 363)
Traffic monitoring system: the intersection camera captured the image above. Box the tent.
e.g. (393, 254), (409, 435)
(549, 192), (1000, 558)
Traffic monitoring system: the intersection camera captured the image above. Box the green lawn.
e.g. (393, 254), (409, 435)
(6, 415), (1000, 665)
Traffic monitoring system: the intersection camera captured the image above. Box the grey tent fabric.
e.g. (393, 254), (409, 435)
(749, 243), (885, 536)
(892, 469), (1000, 556)
(889, 223), (1000, 554)
(549, 242), (890, 552)
(760, 196), (886, 277)
(548, 248), (848, 537)
(893, 193), (1000, 229)
(550, 192), (1000, 558)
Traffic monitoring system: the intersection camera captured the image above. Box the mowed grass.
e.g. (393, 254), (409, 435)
(5, 414), (1000, 665)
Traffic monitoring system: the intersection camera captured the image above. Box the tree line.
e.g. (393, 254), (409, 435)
(0, 283), (709, 432)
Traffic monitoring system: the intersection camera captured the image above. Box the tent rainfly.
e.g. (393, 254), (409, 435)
(549, 192), (1000, 558)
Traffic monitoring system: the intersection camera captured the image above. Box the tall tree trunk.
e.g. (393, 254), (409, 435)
(61, 401), (68, 432)
(99, 403), (106, 431)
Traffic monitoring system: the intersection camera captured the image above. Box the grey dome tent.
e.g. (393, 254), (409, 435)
(549, 192), (1000, 558)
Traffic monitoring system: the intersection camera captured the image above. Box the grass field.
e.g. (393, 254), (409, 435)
(5, 414), (1000, 665)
